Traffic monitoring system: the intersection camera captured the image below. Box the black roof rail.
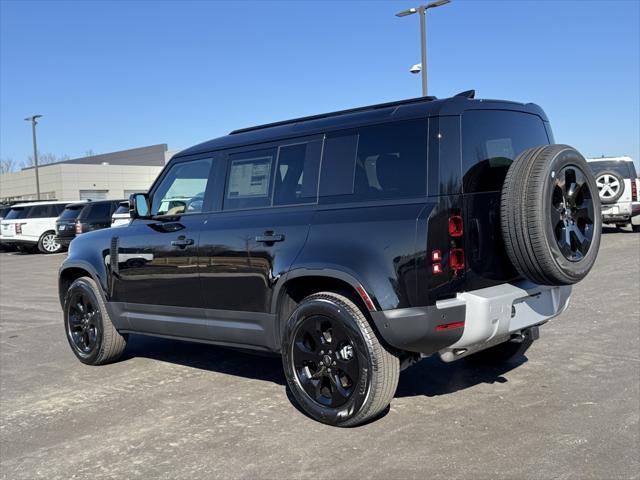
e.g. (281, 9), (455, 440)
(454, 89), (475, 99)
(229, 95), (438, 135)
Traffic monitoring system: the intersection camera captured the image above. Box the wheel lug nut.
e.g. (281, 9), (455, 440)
(320, 350), (324, 355)
(332, 361), (336, 366)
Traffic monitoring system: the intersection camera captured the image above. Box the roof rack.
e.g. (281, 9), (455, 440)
(229, 95), (437, 135)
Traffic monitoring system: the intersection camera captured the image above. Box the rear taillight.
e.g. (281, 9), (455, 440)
(632, 181), (638, 202)
(448, 215), (464, 237)
(15, 223), (23, 235)
(450, 248), (465, 272)
(75, 222), (82, 235)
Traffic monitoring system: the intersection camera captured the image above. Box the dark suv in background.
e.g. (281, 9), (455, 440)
(55, 199), (124, 247)
(59, 93), (601, 426)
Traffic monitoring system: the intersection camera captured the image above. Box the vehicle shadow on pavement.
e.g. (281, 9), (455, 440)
(122, 334), (287, 386)
(395, 355), (527, 398)
(123, 334), (526, 400)
(602, 226), (634, 234)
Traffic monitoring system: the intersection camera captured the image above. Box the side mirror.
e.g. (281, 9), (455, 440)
(129, 193), (150, 219)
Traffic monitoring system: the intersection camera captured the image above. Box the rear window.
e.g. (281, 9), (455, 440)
(462, 110), (550, 193)
(4, 207), (29, 220)
(59, 205), (85, 220)
(588, 161), (634, 179)
(319, 119), (428, 201)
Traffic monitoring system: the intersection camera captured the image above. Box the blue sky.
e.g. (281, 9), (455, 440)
(1, 0), (639, 168)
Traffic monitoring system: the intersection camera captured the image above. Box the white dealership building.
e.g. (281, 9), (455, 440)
(0, 144), (172, 202)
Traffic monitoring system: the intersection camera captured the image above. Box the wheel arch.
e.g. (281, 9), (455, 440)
(58, 260), (107, 307)
(271, 268), (379, 352)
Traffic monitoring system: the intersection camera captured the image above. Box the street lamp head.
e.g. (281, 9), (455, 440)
(410, 63), (422, 74)
(24, 114), (43, 123)
(395, 7), (417, 17)
(427, 0), (450, 8)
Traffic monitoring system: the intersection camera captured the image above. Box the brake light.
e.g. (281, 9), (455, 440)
(15, 223), (23, 235)
(75, 222), (82, 235)
(448, 215), (463, 237)
(450, 248), (465, 271)
(632, 181), (638, 202)
(431, 249), (443, 275)
(436, 321), (465, 331)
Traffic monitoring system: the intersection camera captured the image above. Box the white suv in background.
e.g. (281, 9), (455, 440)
(587, 156), (640, 232)
(0, 201), (72, 253)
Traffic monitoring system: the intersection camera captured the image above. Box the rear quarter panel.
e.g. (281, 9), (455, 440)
(292, 202), (431, 310)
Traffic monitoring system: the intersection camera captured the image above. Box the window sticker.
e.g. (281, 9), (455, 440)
(228, 157), (272, 198)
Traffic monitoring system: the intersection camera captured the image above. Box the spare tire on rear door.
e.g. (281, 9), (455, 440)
(501, 144), (601, 286)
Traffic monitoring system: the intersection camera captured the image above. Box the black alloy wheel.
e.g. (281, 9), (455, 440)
(66, 287), (102, 356)
(291, 315), (359, 408)
(550, 165), (596, 262)
(63, 276), (128, 365)
(282, 292), (399, 427)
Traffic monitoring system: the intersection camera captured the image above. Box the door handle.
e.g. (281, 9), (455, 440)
(255, 232), (285, 243)
(171, 236), (194, 248)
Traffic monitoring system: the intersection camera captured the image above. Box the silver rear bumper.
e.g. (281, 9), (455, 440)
(439, 281), (571, 362)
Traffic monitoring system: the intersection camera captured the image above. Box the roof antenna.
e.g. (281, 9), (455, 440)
(455, 90), (475, 99)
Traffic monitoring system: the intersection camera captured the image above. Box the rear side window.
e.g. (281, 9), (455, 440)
(462, 110), (549, 193)
(225, 149), (276, 210)
(319, 120), (428, 201)
(273, 140), (322, 206)
(81, 203), (112, 221)
(28, 204), (55, 218)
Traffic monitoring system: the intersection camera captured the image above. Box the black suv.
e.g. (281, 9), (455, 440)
(55, 199), (123, 247)
(59, 94), (601, 426)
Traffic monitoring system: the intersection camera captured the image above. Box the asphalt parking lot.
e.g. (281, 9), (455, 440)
(0, 229), (638, 480)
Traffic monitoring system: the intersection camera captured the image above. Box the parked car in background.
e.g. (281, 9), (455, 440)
(60, 93), (602, 426)
(1, 201), (70, 253)
(54, 202), (88, 248)
(0, 205), (13, 221)
(76, 199), (124, 234)
(587, 156), (639, 232)
(111, 201), (131, 227)
(0, 204), (17, 251)
(56, 200), (124, 247)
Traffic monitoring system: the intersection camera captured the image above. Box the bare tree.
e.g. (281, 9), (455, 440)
(22, 151), (70, 168)
(84, 149), (95, 157)
(0, 157), (17, 174)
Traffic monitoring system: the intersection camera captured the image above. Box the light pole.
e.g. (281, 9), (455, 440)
(24, 115), (43, 201)
(396, 0), (451, 97)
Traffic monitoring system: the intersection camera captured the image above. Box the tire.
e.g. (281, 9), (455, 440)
(38, 231), (62, 254)
(282, 292), (400, 427)
(501, 144), (602, 285)
(465, 336), (534, 365)
(594, 170), (625, 204)
(63, 276), (127, 365)
(633, 225), (640, 233)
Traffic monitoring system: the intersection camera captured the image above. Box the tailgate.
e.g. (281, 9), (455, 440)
(1, 222), (15, 237)
(463, 192), (520, 290)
